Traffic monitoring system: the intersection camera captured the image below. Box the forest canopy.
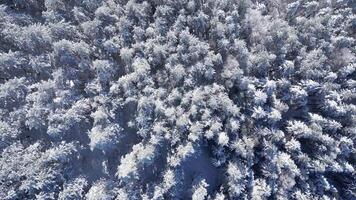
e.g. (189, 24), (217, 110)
(0, 0), (355, 199)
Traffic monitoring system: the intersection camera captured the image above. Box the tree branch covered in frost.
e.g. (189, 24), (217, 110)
(0, 0), (355, 199)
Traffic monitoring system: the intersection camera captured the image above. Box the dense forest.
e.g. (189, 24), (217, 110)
(0, 0), (355, 199)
